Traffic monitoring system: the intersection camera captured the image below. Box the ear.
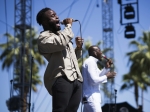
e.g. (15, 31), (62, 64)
(93, 51), (97, 56)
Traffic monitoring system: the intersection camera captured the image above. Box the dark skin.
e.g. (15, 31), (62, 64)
(42, 10), (60, 33)
(90, 46), (116, 79)
(41, 9), (83, 48)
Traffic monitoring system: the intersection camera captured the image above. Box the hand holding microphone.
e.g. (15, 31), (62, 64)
(102, 54), (116, 78)
(102, 54), (113, 68)
(60, 18), (78, 25)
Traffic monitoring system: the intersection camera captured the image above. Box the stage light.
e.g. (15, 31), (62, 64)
(124, 24), (135, 38)
(118, 0), (121, 4)
(124, 4), (135, 19)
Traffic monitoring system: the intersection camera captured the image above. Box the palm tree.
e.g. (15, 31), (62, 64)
(0, 28), (46, 111)
(120, 72), (139, 107)
(120, 30), (150, 108)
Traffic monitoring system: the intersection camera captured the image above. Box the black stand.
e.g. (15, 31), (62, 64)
(113, 89), (117, 112)
(28, 57), (33, 112)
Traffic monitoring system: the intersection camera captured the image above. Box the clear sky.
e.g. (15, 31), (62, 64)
(0, 0), (150, 112)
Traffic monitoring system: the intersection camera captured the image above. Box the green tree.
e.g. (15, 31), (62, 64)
(120, 30), (150, 108)
(0, 28), (46, 111)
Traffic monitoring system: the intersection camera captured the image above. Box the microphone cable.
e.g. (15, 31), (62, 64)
(60, 19), (83, 112)
(76, 20), (84, 112)
(62, 19), (84, 112)
(76, 20), (83, 65)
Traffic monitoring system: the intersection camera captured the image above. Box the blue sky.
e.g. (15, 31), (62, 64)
(0, 0), (150, 112)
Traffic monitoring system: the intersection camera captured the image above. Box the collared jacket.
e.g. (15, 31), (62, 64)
(37, 24), (83, 95)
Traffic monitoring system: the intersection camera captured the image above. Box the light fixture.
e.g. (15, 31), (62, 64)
(124, 4), (135, 19)
(124, 24), (135, 38)
(118, 0), (121, 4)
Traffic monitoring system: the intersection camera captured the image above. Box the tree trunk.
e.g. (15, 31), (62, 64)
(134, 83), (139, 107)
(141, 89), (144, 111)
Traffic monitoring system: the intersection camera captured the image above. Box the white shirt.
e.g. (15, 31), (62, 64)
(82, 56), (110, 98)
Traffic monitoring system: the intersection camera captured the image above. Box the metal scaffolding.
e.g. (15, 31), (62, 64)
(101, 0), (115, 108)
(12, 0), (32, 111)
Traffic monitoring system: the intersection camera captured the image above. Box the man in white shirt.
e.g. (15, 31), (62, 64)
(82, 45), (116, 112)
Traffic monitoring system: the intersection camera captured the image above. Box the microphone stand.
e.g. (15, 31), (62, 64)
(114, 89), (117, 112)
(29, 56), (33, 112)
(9, 79), (13, 112)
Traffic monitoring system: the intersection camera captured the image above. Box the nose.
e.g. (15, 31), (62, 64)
(56, 15), (59, 19)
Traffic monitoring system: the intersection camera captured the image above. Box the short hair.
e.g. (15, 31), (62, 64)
(36, 7), (51, 25)
(88, 45), (99, 56)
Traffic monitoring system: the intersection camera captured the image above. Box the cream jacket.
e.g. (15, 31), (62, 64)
(37, 24), (83, 95)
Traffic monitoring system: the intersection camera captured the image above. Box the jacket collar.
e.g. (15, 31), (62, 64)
(89, 56), (98, 63)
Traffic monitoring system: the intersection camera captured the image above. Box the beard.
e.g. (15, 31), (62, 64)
(48, 22), (61, 32)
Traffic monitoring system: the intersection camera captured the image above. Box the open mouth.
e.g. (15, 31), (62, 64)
(56, 21), (60, 27)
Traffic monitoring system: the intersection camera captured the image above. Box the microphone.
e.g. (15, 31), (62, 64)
(102, 54), (109, 61)
(60, 19), (78, 24)
(102, 54), (113, 64)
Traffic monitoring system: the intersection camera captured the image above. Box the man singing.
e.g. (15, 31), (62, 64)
(82, 45), (116, 112)
(36, 7), (83, 112)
